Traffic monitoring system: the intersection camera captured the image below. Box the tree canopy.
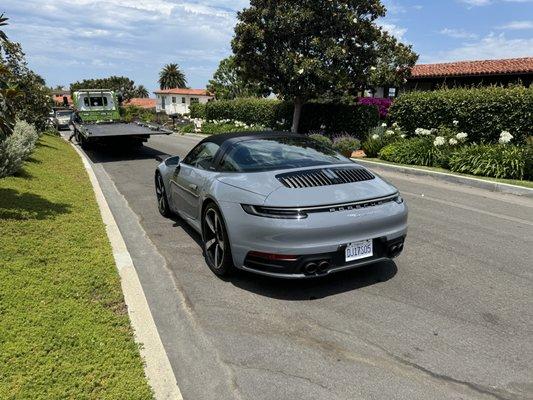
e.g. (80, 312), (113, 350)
(159, 63), (187, 90)
(1, 14), (51, 135)
(207, 56), (268, 100)
(70, 76), (144, 101)
(232, 0), (418, 132)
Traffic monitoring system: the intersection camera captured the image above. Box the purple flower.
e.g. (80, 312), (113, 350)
(358, 97), (393, 118)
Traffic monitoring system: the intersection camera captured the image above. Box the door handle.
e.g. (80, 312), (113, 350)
(188, 184), (198, 191)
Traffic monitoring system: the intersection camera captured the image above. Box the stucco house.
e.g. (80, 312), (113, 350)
(154, 88), (214, 115)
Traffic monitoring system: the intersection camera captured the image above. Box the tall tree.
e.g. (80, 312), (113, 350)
(1, 15), (50, 135)
(368, 31), (418, 91)
(232, 0), (417, 132)
(159, 63), (187, 90)
(70, 76), (138, 100)
(134, 84), (149, 98)
(208, 56), (268, 100)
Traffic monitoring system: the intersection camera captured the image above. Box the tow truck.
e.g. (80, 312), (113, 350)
(71, 89), (172, 149)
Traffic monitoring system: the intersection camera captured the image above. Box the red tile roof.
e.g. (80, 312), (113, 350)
(124, 98), (157, 109)
(410, 57), (533, 79)
(154, 88), (212, 96)
(52, 94), (72, 106)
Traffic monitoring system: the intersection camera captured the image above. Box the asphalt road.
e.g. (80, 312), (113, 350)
(81, 133), (533, 400)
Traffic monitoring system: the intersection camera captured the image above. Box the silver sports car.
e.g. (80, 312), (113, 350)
(155, 132), (407, 278)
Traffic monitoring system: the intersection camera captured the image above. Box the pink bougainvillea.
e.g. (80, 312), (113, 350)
(358, 97), (393, 119)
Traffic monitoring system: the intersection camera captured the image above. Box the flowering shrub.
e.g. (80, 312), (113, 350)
(0, 120), (39, 178)
(362, 123), (405, 157)
(449, 144), (532, 180)
(379, 136), (449, 167)
(389, 86), (532, 144)
(308, 133), (333, 147)
(332, 135), (361, 156)
(357, 97), (393, 119)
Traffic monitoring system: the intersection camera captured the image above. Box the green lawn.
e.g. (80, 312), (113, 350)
(0, 134), (153, 399)
(360, 158), (533, 189)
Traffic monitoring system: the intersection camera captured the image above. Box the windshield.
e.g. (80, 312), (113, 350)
(56, 111), (73, 117)
(219, 137), (350, 172)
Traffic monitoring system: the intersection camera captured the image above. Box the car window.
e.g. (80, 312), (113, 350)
(219, 137), (349, 172)
(183, 142), (220, 170)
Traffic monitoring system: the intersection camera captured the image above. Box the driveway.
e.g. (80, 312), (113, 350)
(80, 133), (533, 400)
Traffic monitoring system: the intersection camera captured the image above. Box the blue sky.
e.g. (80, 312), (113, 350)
(2, 0), (532, 93)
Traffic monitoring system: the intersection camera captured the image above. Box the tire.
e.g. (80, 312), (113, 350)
(155, 172), (172, 218)
(202, 203), (236, 277)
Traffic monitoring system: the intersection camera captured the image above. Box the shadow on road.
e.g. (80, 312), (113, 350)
(228, 260), (397, 300)
(82, 143), (168, 164)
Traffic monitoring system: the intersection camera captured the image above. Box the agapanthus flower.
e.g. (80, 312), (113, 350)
(371, 134), (380, 140)
(499, 130), (513, 144)
(433, 136), (445, 147)
(456, 132), (468, 140)
(449, 138), (458, 145)
(415, 128), (432, 136)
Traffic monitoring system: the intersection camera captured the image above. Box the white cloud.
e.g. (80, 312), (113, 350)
(379, 22), (407, 40)
(498, 20), (533, 29)
(423, 33), (533, 62)
(439, 28), (478, 39)
(459, 0), (491, 6)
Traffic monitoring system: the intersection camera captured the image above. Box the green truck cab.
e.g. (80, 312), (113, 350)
(72, 90), (121, 122)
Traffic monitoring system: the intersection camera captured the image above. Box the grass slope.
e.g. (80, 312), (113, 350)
(0, 134), (153, 400)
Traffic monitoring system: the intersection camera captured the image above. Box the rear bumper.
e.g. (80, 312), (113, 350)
(241, 235), (406, 279)
(219, 199), (408, 278)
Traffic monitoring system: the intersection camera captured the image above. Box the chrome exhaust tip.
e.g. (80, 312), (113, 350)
(304, 262), (318, 275)
(317, 261), (330, 274)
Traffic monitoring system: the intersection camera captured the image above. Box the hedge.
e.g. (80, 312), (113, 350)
(202, 98), (379, 137)
(389, 86), (533, 144)
(189, 102), (206, 119)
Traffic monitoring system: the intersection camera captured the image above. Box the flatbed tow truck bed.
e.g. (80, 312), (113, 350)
(83, 122), (172, 137)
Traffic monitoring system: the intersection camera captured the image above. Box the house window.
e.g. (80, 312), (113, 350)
(161, 96), (166, 110)
(182, 97), (186, 104)
(172, 97), (176, 103)
(190, 97), (199, 104)
(388, 88), (397, 98)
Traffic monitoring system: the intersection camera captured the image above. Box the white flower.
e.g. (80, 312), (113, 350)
(381, 123), (387, 127)
(385, 130), (395, 136)
(456, 132), (468, 140)
(370, 66), (377, 71)
(449, 138), (458, 145)
(392, 122), (399, 129)
(453, 120), (459, 126)
(371, 134), (380, 140)
(320, 124), (326, 130)
(298, 68), (304, 74)
(415, 128), (432, 136)
(433, 136), (445, 147)
(400, 134), (406, 138)
(499, 130), (513, 144)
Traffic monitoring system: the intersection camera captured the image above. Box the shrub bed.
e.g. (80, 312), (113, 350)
(449, 144), (532, 180)
(389, 86), (533, 144)
(0, 121), (39, 178)
(379, 137), (448, 168)
(203, 98), (379, 136)
(189, 102), (206, 119)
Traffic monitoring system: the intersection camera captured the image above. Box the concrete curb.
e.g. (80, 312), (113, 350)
(355, 159), (533, 198)
(67, 140), (183, 400)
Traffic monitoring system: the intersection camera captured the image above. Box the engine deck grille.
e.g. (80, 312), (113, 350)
(276, 167), (375, 188)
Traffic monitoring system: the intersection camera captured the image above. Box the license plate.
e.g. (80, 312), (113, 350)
(345, 239), (373, 262)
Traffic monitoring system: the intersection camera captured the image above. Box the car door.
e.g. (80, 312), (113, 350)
(170, 142), (220, 221)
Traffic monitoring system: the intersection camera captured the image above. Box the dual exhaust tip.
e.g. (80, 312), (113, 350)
(303, 260), (330, 276)
(388, 242), (404, 258)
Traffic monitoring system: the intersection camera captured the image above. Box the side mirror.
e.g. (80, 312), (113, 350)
(164, 155), (180, 167)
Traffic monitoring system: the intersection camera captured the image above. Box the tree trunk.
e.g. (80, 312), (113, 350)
(291, 97), (303, 133)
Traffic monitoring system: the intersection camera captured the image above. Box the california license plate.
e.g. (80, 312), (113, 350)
(345, 239), (373, 262)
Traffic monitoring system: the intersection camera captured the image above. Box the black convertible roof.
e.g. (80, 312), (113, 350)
(200, 131), (300, 145)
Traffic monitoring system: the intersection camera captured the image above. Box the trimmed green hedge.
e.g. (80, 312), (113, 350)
(202, 98), (379, 136)
(389, 86), (533, 144)
(189, 102), (206, 119)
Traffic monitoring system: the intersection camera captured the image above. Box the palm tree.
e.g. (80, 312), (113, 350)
(159, 63), (187, 90)
(0, 14), (9, 42)
(134, 85), (149, 98)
